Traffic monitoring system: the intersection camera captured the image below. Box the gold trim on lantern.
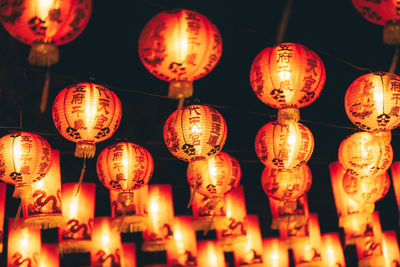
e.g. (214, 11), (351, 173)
(75, 141), (96, 159)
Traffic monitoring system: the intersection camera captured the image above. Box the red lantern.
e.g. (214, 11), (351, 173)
(338, 131), (393, 178)
(197, 240), (225, 267)
(352, 0), (400, 44)
(164, 104), (227, 162)
(0, 131), (52, 198)
(262, 238), (289, 267)
(382, 231), (400, 266)
(22, 149), (62, 229)
(250, 43), (326, 113)
(121, 243), (137, 267)
(0, 0), (91, 66)
(321, 233), (345, 267)
(0, 182), (5, 252)
(52, 82), (122, 158)
(191, 192), (228, 231)
(255, 120), (314, 170)
(345, 72), (400, 132)
(110, 185), (148, 233)
(39, 244), (59, 267)
(139, 9), (222, 99)
(58, 183), (95, 254)
(91, 217), (122, 267)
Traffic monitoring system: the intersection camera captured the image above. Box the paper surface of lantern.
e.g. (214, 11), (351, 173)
(39, 244), (59, 267)
(255, 120), (314, 170)
(338, 131), (393, 178)
(22, 149), (62, 229)
(321, 233), (345, 267)
(382, 231), (400, 267)
(191, 192), (228, 231)
(164, 104), (227, 162)
(167, 216), (197, 266)
(91, 217), (123, 267)
(52, 82), (122, 158)
(142, 185), (174, 251)
(121, 243), (136, 267)
(139, 8), (222, 98)
(58, 183), (95, 254)
(110, 185), (148, 233)
(7, 218), (41, 267)
(345, 72), (400, 131)
(269, 194), (309, 230)
(262, 238), (289, 267)
(0, 131), (52, 198)
(0, 0), (92, 66)
(0, 182), (5, 252)
(197, 240), (225, 267)
(250, 42), (326, 109)
(232, 215), (264, 266)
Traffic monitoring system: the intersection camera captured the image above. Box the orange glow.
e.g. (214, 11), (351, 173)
(121, 243), (136, 267)
(52, 82), (122, 158)
(382, 231), (400, 266)
(197, 241), (225, 267)
(262, 238), (289, 267)
(321, 233), (345, 267)
(0, 182), (5, 252)
(191, 192), (228, 231)
(164, 104), (227, 162)
(255, 120), (314, 170)
(268, 195), (309, 230)
(250, 43), (325, 109)
(39, 244), (59, 267)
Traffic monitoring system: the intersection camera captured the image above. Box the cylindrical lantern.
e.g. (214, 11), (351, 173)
(121, 243), (136, 267)
(142, 185), (174, 251)
(0, 131), (52, 198)
(216, 186), (247, 251)
(91, 217), (122, 267)
(0, 0), (92, 66)
(262, 238), (289, 267)
(167, 216), (197, 266)
(345, 72), (400, 131)
(321, 233), (345, 267)
(232, 215), (264, 266)
(164, 104), (227, 162)
(52, 82), (122, 158)
(22, 149), (62, 229)
(255, 120), (314, 170)
(139, 9), (222, 99)
(338, 131), (393, 178)
(58, 183), (95, 254)
(250, 43), (326, 111)
(382, 231), (400, 267)
(39, 244), (59, 267)
(191, 192), (228, 231)
(197, 240), (225, 267)
(7, 218), (41, 267)
(110, 185), (148, 233)
(390, 162), (400, 222)
(0, 182), (5, 252)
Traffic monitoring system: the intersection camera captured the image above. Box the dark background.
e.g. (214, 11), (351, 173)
(0, 0), (399, 266)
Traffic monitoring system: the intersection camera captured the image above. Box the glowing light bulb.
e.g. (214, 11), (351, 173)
(373, 88), (384, 113)
(191, 125), (201, 134)
(279, 70), (291, 80)
(69, 196), (78, 218)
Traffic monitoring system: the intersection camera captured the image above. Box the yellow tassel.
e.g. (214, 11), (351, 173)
(75, 141), (96, 159)
(22, 215), (64, 229)
(28, 41), (59, 67)
(384, 20), (400, 45)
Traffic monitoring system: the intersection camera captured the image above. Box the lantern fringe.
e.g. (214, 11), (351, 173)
(277, 107), (300, 122)
(22, 215), (64, 229)
(141, 239), (173, 252)
(168, 80), (193, 100)
(75, 141), (96, 159)
(112, 217), (148, 233)
(384, 20), (400, 45)
(28, 41), (59, 67)
(40, 68), (51, 113)
(58, 240), (92, 255)
(12, 184), (32, 199)
(218, 235), (247, 252)
(193, 216), (229, 231)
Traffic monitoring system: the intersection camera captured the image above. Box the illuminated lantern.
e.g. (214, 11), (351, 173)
(91, 217), (122, 267)
(139, 9), (222, 100)
(110, 185), (148, 233)
(262, 238), (289, 267)
(121, 243), (136, 267)
(342, 172), (390, 213)
(142, 185), (174, 251)
(321, 233), (345, 267)
(0, 182), (5, 252)
(52, 82), (122, 158)
(164, 104), (227, 162)
(255, 120), (314, 170)
(338, 131), (393, 178)
(352, 0), (400, 44)
(250, 43), (326, 120)
(216, 186), (247, 251)
(22, 149), (62, 229)
(382, 231), (400, 266)
(278, 214), (308, 249)
(167, 216), (197, 266)
(261, 164), (312, 205)
(197, 240), (225, 267)
(58, 183), (95, 254)
(345, 72), (400, 132)
(232, 215), (264, 266)
(39, 244), (59, 267)
(7, 218), (41, 267)
(97, 142), (154, 212)
(191, 192), (228, 231)
(0, 131), (52, 198)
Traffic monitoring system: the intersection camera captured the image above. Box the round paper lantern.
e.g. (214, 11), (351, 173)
(52, 82), (122, 158)
(0, 131), (52, 198)
(345, 72), (400, 132)
(139, 8), (222, 99)
(338, 131), (393, 177)
(97, 142), (154, 207)
(261, 164), (312, 202)
(250, 43), (325, 110)
(163, 104), (227, 162)
(187, 151), (241, 198)
(0, 0), (92, 66)
(255, 120), (314, 170)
